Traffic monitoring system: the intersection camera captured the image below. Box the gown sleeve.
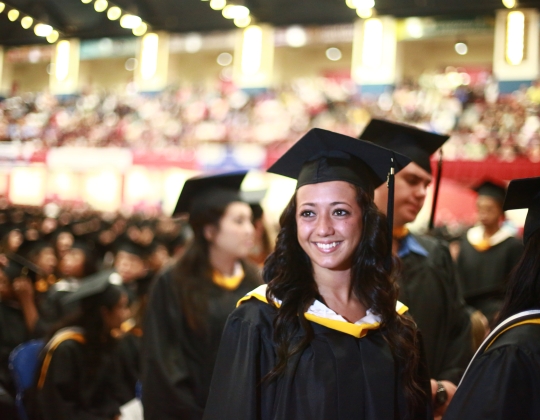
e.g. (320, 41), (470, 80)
(140, 271), (202, 420)
(38, 341), (120, 420)
(444, 345), (540, 420)
(203, 301), (276, 420)
(435, 243), (473, 384)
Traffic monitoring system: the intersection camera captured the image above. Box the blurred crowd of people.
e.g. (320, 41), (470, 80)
(1, 73), (540, 162)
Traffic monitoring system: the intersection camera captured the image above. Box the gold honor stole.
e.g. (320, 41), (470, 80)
(238, 284), (408, 338)
(37, 329), (86, 390)
(213, 263), (245, 291)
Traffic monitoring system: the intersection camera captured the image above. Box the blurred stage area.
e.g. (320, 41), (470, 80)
(1, 1), (540, 234)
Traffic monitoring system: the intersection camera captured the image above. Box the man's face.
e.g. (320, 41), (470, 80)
(374, 162), (432, 228)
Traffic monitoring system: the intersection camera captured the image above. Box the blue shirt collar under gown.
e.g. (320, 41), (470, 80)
(397, 233), (429, 258)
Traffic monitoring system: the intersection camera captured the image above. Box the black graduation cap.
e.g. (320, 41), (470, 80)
(503, 177), (540, 244)
(62, 270), (124, 306)
(115, 238), (150, 258)
(172, 171), (248, 216)
(359, 118), (449, 175)
(2, 252), (45, 283)
(17, 240), (53, 260)
(267, 128), (411, 191)
(474, 180), (507, 206)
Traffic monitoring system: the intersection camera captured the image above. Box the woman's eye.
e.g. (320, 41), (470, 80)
(333, 209), (349, 216)
(299, 210), (314, 218)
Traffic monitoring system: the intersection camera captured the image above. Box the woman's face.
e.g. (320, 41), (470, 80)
(102, 293), (130, 331)
(36, 247), (58, 276)
(296, 181), (363, 273)
(206, 202), (255, 260)
(59, 248), (86, 278)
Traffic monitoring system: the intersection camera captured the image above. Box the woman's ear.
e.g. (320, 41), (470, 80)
(203, 224), (217, 243)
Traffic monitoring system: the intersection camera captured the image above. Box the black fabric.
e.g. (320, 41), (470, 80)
(202, 298), (432, 420)
(359, 118), (449, 175)
(32, 339), (123, 420)
(141, 262), (262, 420)
(445, 323), (540, 420)
(173, 171), (247, 216)
(267, 128), (411, 189)
(114, 332), (140, 405)
(457, 235), (523, 323)
(399, 234), (473, 384)
(0, 303), (46, 400)
(503, 177), (540, 243)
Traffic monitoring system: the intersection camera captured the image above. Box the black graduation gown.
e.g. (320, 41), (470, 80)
(35, 339), (122, 420)
(399, 234), (473, 385)
(444, 323), (540, 420)
(141, 262), (262, 420)
(0, 301), (46, 397)
(203, 297), (433, 420)
(457, 236), (523, 322)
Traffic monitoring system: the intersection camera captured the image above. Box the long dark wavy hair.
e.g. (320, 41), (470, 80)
(173, 201), (233, 332)
(263, 184), (426, 411)
(496, 230), (540, 325)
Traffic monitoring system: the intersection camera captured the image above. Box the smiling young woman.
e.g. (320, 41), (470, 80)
(203, 129), (433, 420)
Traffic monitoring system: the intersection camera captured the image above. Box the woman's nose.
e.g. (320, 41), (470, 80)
(316, 213), (334, 236)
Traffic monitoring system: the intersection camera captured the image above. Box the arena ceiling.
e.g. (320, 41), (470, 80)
(1, 0), (540, 46)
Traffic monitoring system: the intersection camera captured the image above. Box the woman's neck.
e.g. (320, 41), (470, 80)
(313, 266), (366, 322)
(208, 246), (237, 277)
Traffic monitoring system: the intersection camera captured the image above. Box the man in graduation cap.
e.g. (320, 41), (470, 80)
(457, 180), (524, 324)
(445, 176), (540, 420)
(0, 254), (47, 420)
(360, 118), (473, 417)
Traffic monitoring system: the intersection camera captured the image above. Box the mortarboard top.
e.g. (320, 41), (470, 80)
(115, 239), (151, 258)
(359, 118), (449, 175)
(2, 252), (45, 283)
(173, 171), (248, 216)
(17, 239), (53, 260)
(267, 128), (411, 191)
(62, 270), (123, 306)
(473, 180), (507, 205)
(503, 176), (540, 244)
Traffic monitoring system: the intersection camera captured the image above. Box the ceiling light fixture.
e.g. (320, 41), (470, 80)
(7, 9), (19, 21)
(0, 3), (5, 13)
(120, 14), (142, 29)
(107, 6), (121, 20)
(132, 22), (148, 36)
(234, 15), (251, 28)
(47, 30), (59, 43)
(34, 23), (53, 37)
(21, 16), (33, 29)
(502, 0), (517, 8)
(94, 0), (108, 12)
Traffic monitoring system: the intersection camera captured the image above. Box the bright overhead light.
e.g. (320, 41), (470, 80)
(132, 22), (148, 36)
(506, 11), (525, 65)
(285, 26), (307, 47)
(222, 5), (249, 19)
(0, 3), (5, 13)
(454, 42), (468, 55)
(217, 52), (233, 66)
(47, 30), (59, 43)
(234, 15), (251, 28)
(94, 0), (108, 12)
(120, 14), (142, 29)
(34, 23), (53, 36)
(81, 0), (92, 3)
(21, 16), (33, 29)
(107, 6), (121, 20)
(326, 47), (342, 61)
(7, 9), (19, 21)
(210, 0), (226, 11)
(502, 0), (517, 8)
(356, 8), (373, 18)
